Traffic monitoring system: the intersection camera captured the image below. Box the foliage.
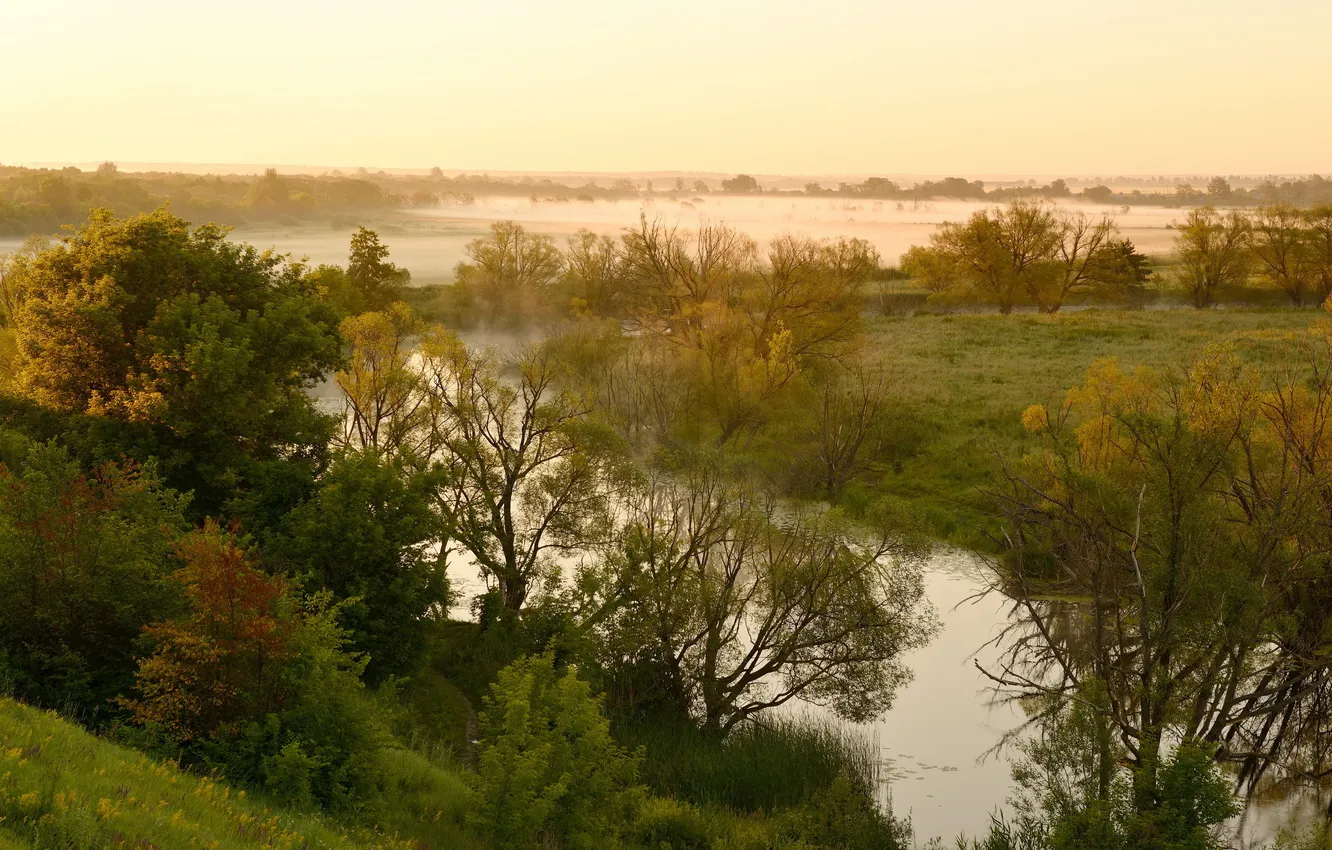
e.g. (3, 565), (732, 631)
(470, 654), (641, 849)
(902, 200), (1144, 313)
(419, 331), (622, 615)
(454, 221), (564, 321)
(595, 458), (937, 733)
(0, 434), (187, 718)
(0, 696), (409, 850)
(334, 304), (434, 455)
(623, 713), (883, 814)
(270, 448), (448, 682)
(1000, 698), (1236, 850)
(0, 207), (341, 520)
(990, 343), (1332, 833)
(121, 523), (384, 810)
(1172, 206), (1253, 308)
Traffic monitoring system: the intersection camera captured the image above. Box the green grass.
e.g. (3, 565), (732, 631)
(623, 714), (882, 815)
(0, 697), (473, 850)
(866, 307), (1324, 547)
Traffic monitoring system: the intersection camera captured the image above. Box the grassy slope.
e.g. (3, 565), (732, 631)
(0, 697), (469, 850)
(868, 308), (1321, 547)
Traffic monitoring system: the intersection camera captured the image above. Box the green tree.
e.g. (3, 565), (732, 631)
(1250, 204), (1317, 305)
(454, 221), (563, 320)
(1171, 206), (1252, 307)
(720, 174), (761, 194)
(993, 349), (1332, 835)
(2, 208), (341, 520)
(270, 449), (448, 682)
(418, 332), (619, 616)
(597, 459), (937, 733)
(335, 303), (434, 456)
(0, 434), (187, 717)
(347, 226), (410, 313)
(470, 653), (640, 850)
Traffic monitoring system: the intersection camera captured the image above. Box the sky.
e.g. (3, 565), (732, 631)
(2, 0), (1329, 177)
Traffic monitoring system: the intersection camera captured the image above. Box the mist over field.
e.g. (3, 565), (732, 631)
(216, 193), (1185, 286)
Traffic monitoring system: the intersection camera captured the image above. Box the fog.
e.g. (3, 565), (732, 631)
(216, 195), (1187, 286)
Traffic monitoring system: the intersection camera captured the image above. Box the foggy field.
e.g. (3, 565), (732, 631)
(218, 194), (1188, 285)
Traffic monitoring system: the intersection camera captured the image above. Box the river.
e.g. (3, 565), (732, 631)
(313, 328), (1324, 848)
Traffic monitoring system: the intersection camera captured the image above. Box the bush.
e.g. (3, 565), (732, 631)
(627, 798), (716, 850)
(0, 434), (187, 718)
(121, 522), (387, 811)
(470, 653), (641, 849)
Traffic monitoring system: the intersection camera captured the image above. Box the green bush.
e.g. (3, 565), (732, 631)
(470, 653), (642, 849)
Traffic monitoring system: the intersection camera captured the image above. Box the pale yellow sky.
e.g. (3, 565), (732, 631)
(2, 0), (1328, 176)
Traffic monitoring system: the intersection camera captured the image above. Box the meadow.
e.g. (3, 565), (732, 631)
(865, 307), (1325, 546)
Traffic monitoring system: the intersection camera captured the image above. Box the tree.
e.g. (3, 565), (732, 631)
(616, 218), (874, 444)
(1304, 204), (1332, 303)
(989, 348), (1332, 824)
(335, 303), (434, 456)
(899, 244), (960, 299)
(1250, 204), (1317, 305)
(347, 226), (410, 312)
(470, 654), (640, 849)
(925, 200), (1062, 313)
(1172, 206), (1252, 308)
(798, 357), (899, 498)
(598, 459), (937, 733)
(1083, 185), (1114, 204)
(721, 174), (760, 194)
(0, 235), (48, 325)
(1206, 176), (1232, 200)
(561, 229), (625, 317)
(0, 436), (187, 716)
(122, 522), (382, 809)
(1041, 212), (1139, 311)
(454, 221), (563, 320)
(419, 332), (620, 615)
(270, 449), (448, 682)
(2, 208), (341, 519)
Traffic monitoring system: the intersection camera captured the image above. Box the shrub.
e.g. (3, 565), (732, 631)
(470, 653), (641, 849)
(121, 522), (386, 810)
(0, 434), (187, 718)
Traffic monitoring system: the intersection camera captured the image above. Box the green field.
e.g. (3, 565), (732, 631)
(868, 307), (1323, 546)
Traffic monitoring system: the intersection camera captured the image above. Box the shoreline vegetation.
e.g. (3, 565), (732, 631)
(3, 193), (1332, 850)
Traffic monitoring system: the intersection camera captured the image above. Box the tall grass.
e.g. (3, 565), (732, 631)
(624, 714), (882, 814)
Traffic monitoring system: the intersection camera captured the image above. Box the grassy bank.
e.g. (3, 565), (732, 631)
(869, 307), (1322, 547)
(0, 697), (476, 850)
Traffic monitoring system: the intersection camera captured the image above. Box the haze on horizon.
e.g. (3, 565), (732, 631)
(3, 0), (1329, 177)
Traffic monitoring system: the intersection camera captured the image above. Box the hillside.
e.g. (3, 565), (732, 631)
(0, 697), (450, 850)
